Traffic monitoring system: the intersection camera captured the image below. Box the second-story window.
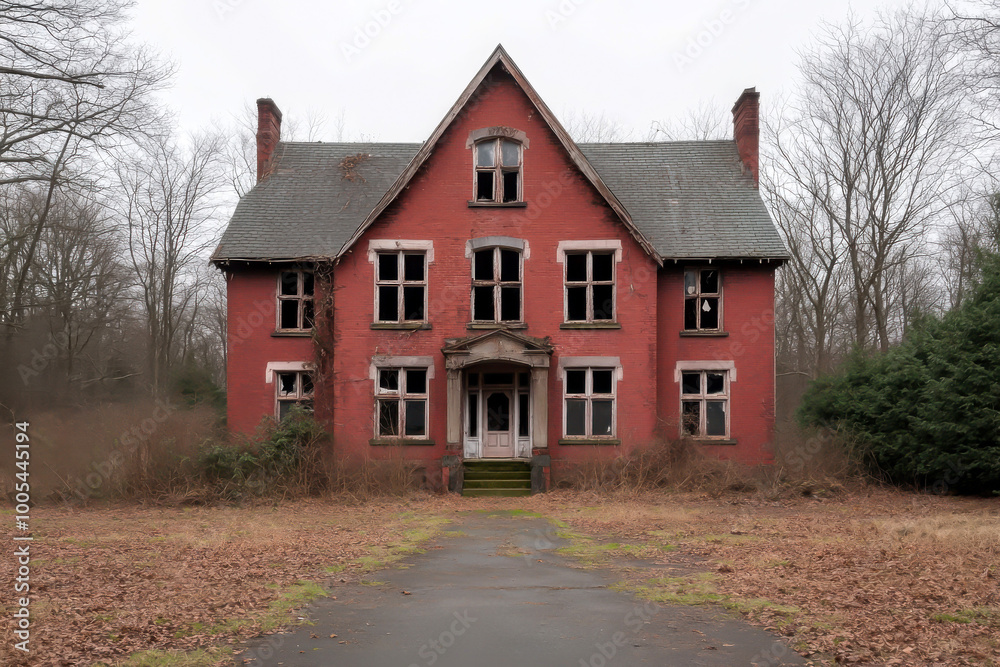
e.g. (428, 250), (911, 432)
(565, 251), (615, 322)
(684, 268), (721, 331)
(472, 247), (521, 323)
(278, 270), (314, 331)
(475, 138), (521, 203)
(376, 251), (426, 323)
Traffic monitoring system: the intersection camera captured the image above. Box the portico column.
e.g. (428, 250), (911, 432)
(530, 366), (548, 449)
(446, 368), (462, 446)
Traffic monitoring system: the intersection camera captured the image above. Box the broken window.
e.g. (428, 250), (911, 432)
(680, 370), (729, 438)
(275, 371), (314, 420)
(565, 251), (616, 322)
(563, 367), (616, 438)
(375, 367), (429, 438)
(375, 251), (427, 323)
(277, 269), (315, 331)
(683, 268), (721, 331)
(471, 247), (522, 323)
(474, 138), (521, 203)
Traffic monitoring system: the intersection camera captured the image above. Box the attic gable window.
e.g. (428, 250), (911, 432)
(277, 270), (314, 331)
(474, 138), (522, 203)
(684, 268), (721, 331)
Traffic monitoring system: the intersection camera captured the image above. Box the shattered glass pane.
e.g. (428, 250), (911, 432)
(682, 372), (700, 395)
(701, 298), (719, 329)
(379, 369), (399, 392)
(706, 401), (726, 436)
(379, 400), (399, 436)
(706, 373), (725, 394)
(302, 272), (314, 296)
(684, 298), (698, 330)
(684, 270), (697, 296)
(682, 401), (701, 436)
(277, 373), (296, 396)
(701, 270), (719, 294)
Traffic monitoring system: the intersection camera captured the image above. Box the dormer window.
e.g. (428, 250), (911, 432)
(475, 138), (521, 203)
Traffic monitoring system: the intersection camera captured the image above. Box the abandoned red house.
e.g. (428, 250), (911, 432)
(210, 46), (788, 495)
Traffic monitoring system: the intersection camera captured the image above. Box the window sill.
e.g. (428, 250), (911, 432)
(679, 330), (729, 337)
(271, 330), (313, 337)
(466, 322), (527, 330)
(369, 438), (436, 446)
(560, 322), (621, 330)
(467, 201), (528, 208)
(691, 438), (738, 446)
(370, 322), (432, 330)
(558, 438), (621, 446)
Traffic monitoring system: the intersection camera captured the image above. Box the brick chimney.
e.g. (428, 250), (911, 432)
(256, 98), (282, 183)
(731, 87), (760, 186)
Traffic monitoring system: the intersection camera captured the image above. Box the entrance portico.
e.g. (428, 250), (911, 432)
(442, 330), (553, 460)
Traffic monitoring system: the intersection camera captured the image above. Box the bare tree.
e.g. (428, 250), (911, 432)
(769, 11), (970, 357)
(647, 100), (730, 141)
(561, 110), (634, 143)
(113, 133), (226, 391)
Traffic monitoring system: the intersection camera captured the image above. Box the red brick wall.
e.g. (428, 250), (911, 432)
(222, 66), (778, 472)
(327, 66), (660, 465)
(224, 265), (314, 435)
(656, 263), (777, 463)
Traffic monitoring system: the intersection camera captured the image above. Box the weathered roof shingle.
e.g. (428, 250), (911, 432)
(211, 139), (787, 263)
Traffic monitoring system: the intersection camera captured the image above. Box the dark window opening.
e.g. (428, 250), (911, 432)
(564, 250), (615, 322)
(375, 366), (428, 439)
(474, 137), (522, 203)
(680, 369), (729, 438)
(472, 246), (522, 323)
(483, 372), (514, 385)
(376, 251), (426, 323)
(277, 269), (315, 331)
(564, 367), (616, 438)
(468, 392), (478, 437)
(518, 392), (530, 438)
(684, 268), (722, 331)
(486, 392), (510, 431)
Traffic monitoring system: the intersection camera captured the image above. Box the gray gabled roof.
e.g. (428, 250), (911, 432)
(580, 141), (787, 260)
(211, 139), (788, 264)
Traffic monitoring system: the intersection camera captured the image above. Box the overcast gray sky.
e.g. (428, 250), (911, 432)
(130, 0), (914, 142)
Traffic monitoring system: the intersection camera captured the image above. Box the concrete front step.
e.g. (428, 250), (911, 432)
(462, 487), (532, 497)
(464, 470), (531, 481)
(462, 460), (533, 496)
(464, 478), (531, 489)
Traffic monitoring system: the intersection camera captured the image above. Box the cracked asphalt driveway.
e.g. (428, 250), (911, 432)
(238, 511), (806, 666)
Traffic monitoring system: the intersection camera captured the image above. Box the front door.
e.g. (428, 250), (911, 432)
(482, 388), (515, 457)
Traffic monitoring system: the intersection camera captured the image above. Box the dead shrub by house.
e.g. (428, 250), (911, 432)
(559, 434), (868, 497)
(327, 448), (424, 500)
(0, 399), (217, 503)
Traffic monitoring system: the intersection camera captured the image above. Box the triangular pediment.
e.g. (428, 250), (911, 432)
(337, 45), (659, 262)
(442, 329), (553, 369)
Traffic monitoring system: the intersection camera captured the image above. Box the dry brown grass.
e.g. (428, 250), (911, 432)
(0, 400), (218, 502)
(523, 488), (1000, 666)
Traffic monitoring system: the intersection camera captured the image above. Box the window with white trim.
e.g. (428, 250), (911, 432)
(475, 138), (522, 203)
(563, 368), (616, 438)
(375, 367), (428, 438)
(375, 251), (426, 323)
(684, 268), (721, 331)
(276, 371), (314, 420)
(472, 246), (522, 323)
(680, 370), (729, 438)
(277, 270), (314, 331)
(565, 251), (615, 322)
